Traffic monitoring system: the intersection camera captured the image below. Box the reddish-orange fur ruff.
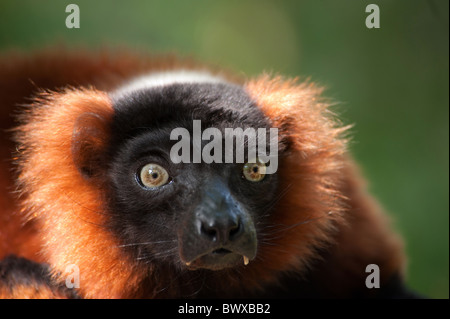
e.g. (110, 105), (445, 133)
(0, 50), (405, 298)
(245, 77), (404, 294)
(13, 89), (147, 298)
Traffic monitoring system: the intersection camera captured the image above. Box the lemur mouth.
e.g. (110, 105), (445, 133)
(212, 248), (232, 255)
(183, 247), (251, 270)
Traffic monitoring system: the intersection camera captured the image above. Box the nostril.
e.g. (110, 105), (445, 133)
(229, 220), (241, 239)
(200, 223), (218, 241)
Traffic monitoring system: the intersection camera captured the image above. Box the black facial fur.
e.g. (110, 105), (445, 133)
(105, 82), (280, 271)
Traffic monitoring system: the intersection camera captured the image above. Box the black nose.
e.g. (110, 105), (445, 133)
(197, 210), (242, 244)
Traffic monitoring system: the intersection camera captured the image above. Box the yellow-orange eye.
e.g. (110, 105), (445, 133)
(243, 158), (266, 182)
(139, 163), (169, 188)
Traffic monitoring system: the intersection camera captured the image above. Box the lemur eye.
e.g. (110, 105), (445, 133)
(243, 158), (266, 182)
(138, 163), (170, 189)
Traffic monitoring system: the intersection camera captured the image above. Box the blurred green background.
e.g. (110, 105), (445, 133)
(0, 0), (448, 298)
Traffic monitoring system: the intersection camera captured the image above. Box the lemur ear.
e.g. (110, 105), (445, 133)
(71, 111), (111, 178)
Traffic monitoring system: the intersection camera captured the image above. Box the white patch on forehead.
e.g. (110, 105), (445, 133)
(112, 70), (228, 99)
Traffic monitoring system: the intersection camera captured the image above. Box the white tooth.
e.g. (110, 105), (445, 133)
(243, 256), (249, 266)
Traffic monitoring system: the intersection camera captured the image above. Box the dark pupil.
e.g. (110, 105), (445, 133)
(151, 172), (159, 179)
(252, 166), (259, 173)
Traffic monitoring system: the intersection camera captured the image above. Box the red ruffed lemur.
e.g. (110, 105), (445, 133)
(0, 49), (418, 298)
